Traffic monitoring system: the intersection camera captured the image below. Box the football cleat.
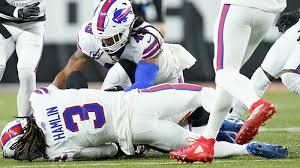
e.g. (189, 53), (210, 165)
(169, 136), (215, 163)
(236, 99), (276, 144)
(220, 117), (244, 133)
(247, 141), (288, 159)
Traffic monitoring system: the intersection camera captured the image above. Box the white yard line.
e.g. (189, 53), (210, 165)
(6, 159), (297, 168)
(260, 127), (300, 133)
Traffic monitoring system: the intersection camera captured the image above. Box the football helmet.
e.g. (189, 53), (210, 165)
(92, 0), (135, 54)
(1, 119), (26, 159)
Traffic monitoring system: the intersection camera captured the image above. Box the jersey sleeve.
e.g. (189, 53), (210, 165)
(129, 27), (164, 62)
(76, 22), (98, 56)
(141, 33), (163, 59)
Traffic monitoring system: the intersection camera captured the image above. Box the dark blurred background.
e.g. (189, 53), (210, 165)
(2, 0), (299, 83)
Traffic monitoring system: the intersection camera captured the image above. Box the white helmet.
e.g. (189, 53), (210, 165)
(1, 119), (27, 159)
(92, 0), (135, 54)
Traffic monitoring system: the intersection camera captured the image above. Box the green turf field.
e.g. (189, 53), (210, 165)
(0, 90), (299, 168)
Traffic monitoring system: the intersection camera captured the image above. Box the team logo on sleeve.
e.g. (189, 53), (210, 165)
(90, 49), (104, 60)
(112, 6), (133, 24)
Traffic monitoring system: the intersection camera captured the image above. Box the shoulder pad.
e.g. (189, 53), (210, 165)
(129, 24), (164, 60)
(77, 22), (98, 56)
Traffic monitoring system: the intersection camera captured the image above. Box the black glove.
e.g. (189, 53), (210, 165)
(17, 2), (40, 20)
(104, 86), (124, 92)
(276, 12), (299, 33)
(298, 30), (300, 42)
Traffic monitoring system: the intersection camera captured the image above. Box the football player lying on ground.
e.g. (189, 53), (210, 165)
(230, 9), (300, 119)
(0, 83), (287, 161)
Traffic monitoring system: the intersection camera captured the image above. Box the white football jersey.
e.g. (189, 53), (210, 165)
(30, 87), (137, 160)
(0, 0), (46, 20)
(221, 0), (286, 13)
(77, 21), (196, 84)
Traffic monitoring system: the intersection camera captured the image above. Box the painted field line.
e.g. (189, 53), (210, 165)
(260, 127), (300, 133)
(7, 159), (298, 168)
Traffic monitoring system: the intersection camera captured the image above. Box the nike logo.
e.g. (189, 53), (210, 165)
(147, 36), (152, 43)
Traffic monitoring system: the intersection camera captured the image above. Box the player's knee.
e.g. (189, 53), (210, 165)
(66, 71), (88, 89)
(281, 72), (300, 94)
(215, 68), (239, 85)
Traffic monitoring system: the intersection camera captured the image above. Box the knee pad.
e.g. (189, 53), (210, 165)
(281, 72), (300, 95)
(66, 71), (88, 89)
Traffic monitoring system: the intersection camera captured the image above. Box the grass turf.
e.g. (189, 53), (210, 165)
(0, 90), (299, 168)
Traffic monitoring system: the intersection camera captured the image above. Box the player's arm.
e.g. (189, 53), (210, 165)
(276, 8), (300, 33)
(0, 0), (16, 17)
(124, 32), (162, 92)
(74, 144), (118, 160)
(52, 49), (89, 89)
(124, 55), (159, 92)
(102, 59), (137, 90)
(0, 1), (40, 19)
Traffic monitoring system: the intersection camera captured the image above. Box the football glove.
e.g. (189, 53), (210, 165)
(276, 12), (299, 33)
(17, 2), (40, 20)
(104, 86), (124, 92)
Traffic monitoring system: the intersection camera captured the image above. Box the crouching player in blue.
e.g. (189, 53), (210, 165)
(0, 83), (288, 161)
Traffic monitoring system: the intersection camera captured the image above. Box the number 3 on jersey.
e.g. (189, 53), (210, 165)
(63, 103), (105, 132)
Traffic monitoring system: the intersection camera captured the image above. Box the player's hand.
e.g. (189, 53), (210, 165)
(104, 86), (124, 92)
(17, 2), (40, 20)
(276, 12), (299, 33)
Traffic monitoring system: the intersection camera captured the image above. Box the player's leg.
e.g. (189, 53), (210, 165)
(0, 24), (16, 82)
(229, 13), (298, 119)
(280, 44), (300, 95)
(101, 60), (135, 90)
(135, 83), (214, 122)
(15, 22), (45, 117)
(252, 21), (300, 95)
(131, 117), (248, 158)
(214, 7), (276, 111)
(228, 9), (278, 145)
(131, 119), (200, 152)
(233, 19), (298, 140)
(215, 141), (288, 159)
(133, 118), (287, 159)
(281, 71), (300, 95)
(202, 4), (259, 143)
(170, 4), (253, 162)
(170, 5), (277, 163)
